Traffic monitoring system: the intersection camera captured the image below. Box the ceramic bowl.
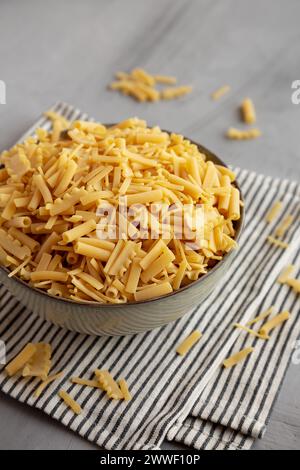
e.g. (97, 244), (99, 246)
(0, 138), (244, 336)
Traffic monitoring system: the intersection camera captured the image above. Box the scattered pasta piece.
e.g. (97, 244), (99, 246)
(34, 371), (64, 398)
(223, 347), (254, 368)
(211, 85), (230, 100)
(226, 127), (261, 140)
(241, 98), (256, 124)
(5, 343), (37, 376)
(267, 236), (289, 249)
(259, 311), (290, 337)
(22, 343), (51, 380)
(160, 86), (192, 100)
(71, 376), (104, 389)
(277, 265), (295, 284)
(119, 378), (132, 401)
(286, 278), (300, 293)
(109, 68), (191, 102)
(176, 330), (202, 356)
(274, 214), (294, 238)
(233, 323), (269, 340)
(265, 201), (283, 223)
(95, 369), (123, 399)
(246, 306), (274, 326)
(58, 390), (82, 415)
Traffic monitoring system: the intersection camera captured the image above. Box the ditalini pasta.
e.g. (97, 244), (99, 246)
(259, 311), (290, 337)
(58, 390), (82, 415)
(211, 85), (230, 101)
(241, 98), (256, 124)
(0, 116), (241, 303)
(5, 343), (37, 376)
(277, 265), (295, 284)
(95, 369), (124, 399)
(176, 330), (202, 356)
(267, 236), (289, 249)
(246, 306), (274, 326)
(109, 68), (191, 102)
(34, 371), (64, 398)
(118, 378), (132, 401)
(226, 127), (261, 140)
(265, 200), (283, 223)
(22, 343), (51, 380)
(223, 347), (254, 368)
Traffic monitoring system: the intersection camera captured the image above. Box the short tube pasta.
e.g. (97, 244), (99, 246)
(0, 116), (241, 304)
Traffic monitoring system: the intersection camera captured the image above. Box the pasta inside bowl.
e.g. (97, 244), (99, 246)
(0, 116), (244, 314)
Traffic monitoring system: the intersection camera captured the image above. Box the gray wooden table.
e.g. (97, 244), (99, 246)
(0, 0), (299, 450)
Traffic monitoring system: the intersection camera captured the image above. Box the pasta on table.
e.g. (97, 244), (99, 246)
(0, 115), (241, 303)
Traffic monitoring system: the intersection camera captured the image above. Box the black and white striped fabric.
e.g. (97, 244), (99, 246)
(0, 102), (299, 450)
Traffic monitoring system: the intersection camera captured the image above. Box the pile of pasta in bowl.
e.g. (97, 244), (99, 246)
(0, 115), (241, 304)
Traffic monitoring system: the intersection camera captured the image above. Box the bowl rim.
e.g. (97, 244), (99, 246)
(0, 132), (244, 308)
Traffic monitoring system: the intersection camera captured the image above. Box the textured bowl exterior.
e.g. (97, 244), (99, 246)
(0, 136), (244, 336)
(0, 249), (236, 336)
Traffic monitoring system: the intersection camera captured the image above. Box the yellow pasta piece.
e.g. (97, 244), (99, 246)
(259, 311), (290, 337)
(246, 306), (274, 326)
(62, 219), (96, 244)
(125, 257), (142, 294)
(226, 128), (261, 140)
(228, 187), (240, 221)
(223, 347), (254, 368)
(241, 98), (256, 124)
(286, 278), (300, 293)
(211, 85), (230, 100)
(22, 343), (51, 381)
(267, 236), (289, 249)
(30, 271), (68, 282)
(277, 265), (295, 284)
(34, 371), (64, 398)
(58, 390), (82, 415)
(265, 201), (283, 223)
(95, 369), (124, 399)
(5, 343), (37, 376)
(233, 323), (269, 339)
(134, 281), (172, 301)
(274, 214), (294, 238)
(71, 377), (104, 389)
(118, 378), (132, 401)
(176, 330), (202, 356)
(161, 85), (192, 100)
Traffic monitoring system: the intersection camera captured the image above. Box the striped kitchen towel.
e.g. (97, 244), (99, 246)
(0, 102), (299, 450)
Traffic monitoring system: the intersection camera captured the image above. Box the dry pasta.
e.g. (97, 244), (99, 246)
(34, 371), (64, 398)
(5, 343), (37, 376)
(223, 347), (254, 368)
(58, 389), (82, 415)
(241, 98), (256, 124)
(118, 378), (132, 401)
(95, 369), (124, 399)
(274, 214), (294, 238)
(233, 323), (269, 340)
(109, 68), (191, 102)
(176, 330), (202, 356)
(0, 116), (241, 304)
(211, 85), (230, 100)
(277, 265), (295, 284)
(267, 236), (289, 249)
(22, 343), (51, 380)
(259, 311), (290, 337)
(265, 201), (282, 223)
(226, 128), (261, 140)
(246, 306), (274, 326)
